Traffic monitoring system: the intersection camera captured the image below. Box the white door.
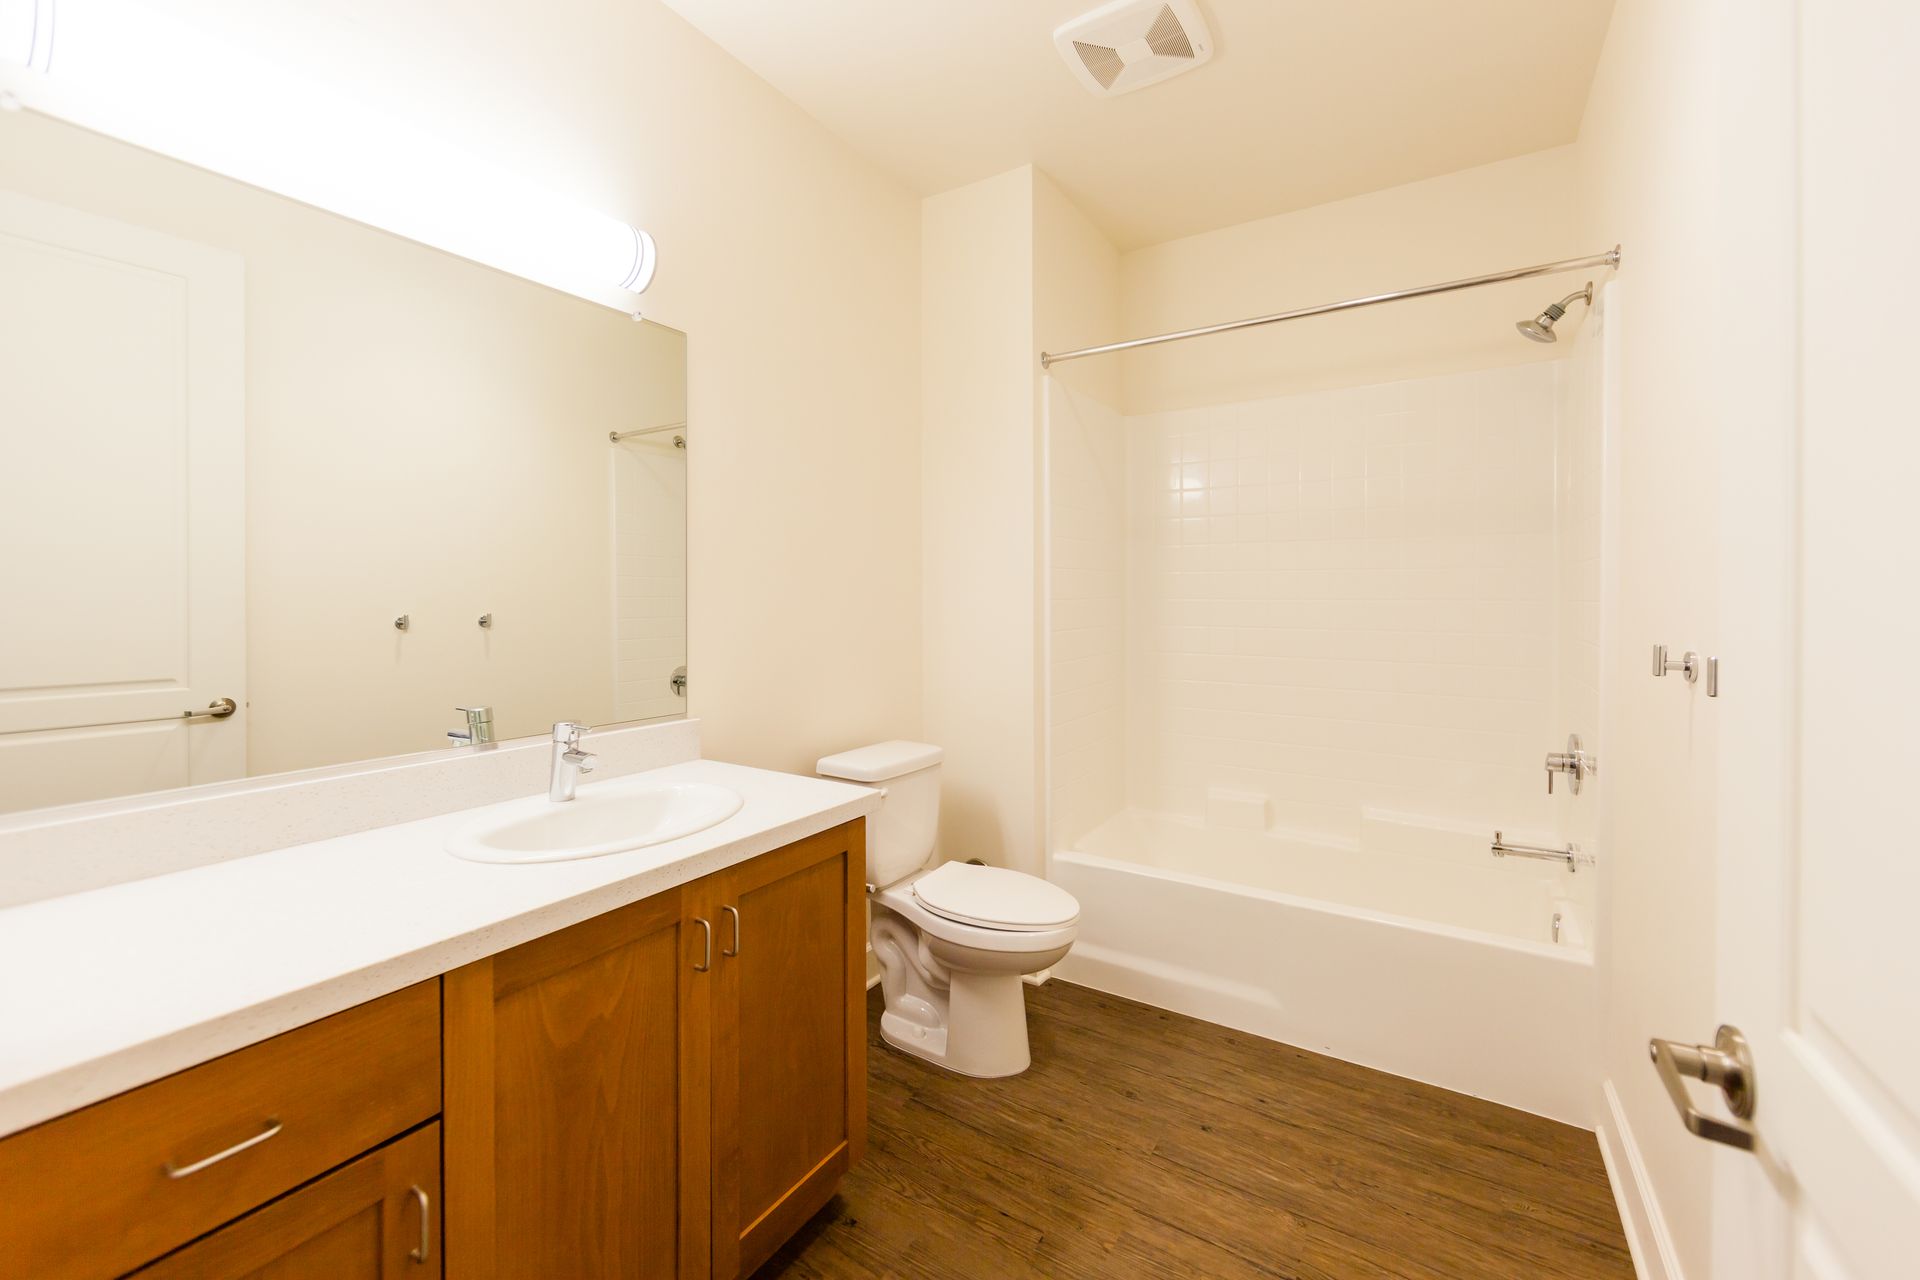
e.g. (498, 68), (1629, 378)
(0, 188), (245, 811)
(1702, 3), (1918, 1277)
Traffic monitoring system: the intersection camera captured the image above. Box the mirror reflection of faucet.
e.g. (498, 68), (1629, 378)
(448, 705), (495, 747)
(549, 721), (598, 802)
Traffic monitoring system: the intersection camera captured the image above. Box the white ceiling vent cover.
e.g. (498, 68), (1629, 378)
(1054, 0), (1214, 98)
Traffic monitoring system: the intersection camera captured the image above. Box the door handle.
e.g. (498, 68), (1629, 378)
(1648, 1025), (1756, 1150)
(692, 917), (712, 972)
(721, 904), (741, 957)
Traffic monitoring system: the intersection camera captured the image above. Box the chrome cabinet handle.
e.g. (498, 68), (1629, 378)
(721, 904), (741, 957)
(408, 1185), (431, 1263)
(163, 1118), (282, 1179)
(1649, 1025), (1756, 1150)
(693, 917), (712, 972)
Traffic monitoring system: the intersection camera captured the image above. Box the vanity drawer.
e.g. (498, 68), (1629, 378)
(0, 978), (441, 1280)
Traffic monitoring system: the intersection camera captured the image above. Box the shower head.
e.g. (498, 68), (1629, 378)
(1517, 282), (1595, 343)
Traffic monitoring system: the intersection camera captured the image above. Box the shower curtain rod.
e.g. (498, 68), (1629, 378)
(1038, 245), (1621, 368)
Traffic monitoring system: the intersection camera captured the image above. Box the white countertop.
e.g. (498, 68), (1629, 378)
(0, 758), (878, 1138)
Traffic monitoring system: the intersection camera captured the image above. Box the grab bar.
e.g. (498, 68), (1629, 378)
(1491, 830), (1578, 872)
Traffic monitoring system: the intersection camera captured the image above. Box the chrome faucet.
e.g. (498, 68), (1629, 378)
(549, 721), (597, 802)
(448, 705), (495, 747)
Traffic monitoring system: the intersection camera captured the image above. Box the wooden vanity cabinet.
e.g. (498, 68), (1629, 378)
(707, 823), (868, 1279)
(442, 818), (867, 1280)
(0, 820), (864, 1280)
(128, 1123), (442, 1279)
(442, 883), (713, 1279)
(0, 980), (441, 1280)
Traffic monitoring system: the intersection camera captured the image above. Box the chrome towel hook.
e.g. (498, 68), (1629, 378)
(1651, 644), (1699, 683)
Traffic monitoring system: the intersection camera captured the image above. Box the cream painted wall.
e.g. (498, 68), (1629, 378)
(1118, 147), (1589, 414)
(125, 0), (926, 776)
(1575, 2), (1725, 1275)
(921, 167), (1119, 875)
(922, 169), (1038, 872)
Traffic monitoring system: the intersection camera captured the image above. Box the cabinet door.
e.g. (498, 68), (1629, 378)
(129, 1123), (440, 1279)
(709, 820), (867, 1279)
(443, 889), (711, 1280)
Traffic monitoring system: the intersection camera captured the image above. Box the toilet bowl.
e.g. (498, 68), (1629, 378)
(818, 741), (1079, 1078)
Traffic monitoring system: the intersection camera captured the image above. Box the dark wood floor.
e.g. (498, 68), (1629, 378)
(755, 981), (1633, 1280)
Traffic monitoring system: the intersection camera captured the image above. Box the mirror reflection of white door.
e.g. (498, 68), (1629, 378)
(0, 188), (244, 810)
(1710, 3), (1918, 1277)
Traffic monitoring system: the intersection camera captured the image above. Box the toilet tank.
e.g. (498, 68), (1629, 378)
(816, 741), (943, 887)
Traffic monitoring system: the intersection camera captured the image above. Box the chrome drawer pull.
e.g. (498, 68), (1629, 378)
(693, 917), (712, 972)
(722, 904), (741, 957)
(163, 1118), (282, 1179)
(408, 1185), (431, 1263)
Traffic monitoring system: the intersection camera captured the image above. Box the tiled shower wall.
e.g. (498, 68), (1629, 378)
(612, 441), (689, 723)
(1048, 357), (1600, 850)
(1550, 307), (1604, 847)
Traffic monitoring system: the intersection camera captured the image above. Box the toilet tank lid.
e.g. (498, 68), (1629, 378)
(816, 740), (943, 782)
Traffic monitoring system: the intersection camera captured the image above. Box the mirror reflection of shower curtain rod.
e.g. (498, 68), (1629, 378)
(1039, 245), (1622, 368)
(609, 421), (687, 443)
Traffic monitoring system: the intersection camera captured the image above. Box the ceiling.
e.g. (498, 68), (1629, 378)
(658, 0), (1616, 249)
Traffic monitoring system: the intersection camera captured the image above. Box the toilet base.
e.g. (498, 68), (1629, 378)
(879, 970), (1033, 1078)
(868, 894), (1075, 1080)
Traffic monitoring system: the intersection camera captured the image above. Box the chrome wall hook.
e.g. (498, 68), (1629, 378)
(477, 613), (493, 629)
(1652, 644), (1700, 684)
(394, 614), (411, 632)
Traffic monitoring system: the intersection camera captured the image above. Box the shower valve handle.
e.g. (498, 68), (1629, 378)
(1544, 734), (1596, 796)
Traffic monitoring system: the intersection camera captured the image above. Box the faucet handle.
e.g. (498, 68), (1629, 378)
(551, 720), (590, 746)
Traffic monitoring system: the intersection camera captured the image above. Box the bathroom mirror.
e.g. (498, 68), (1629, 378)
(0, 109), (689, 815)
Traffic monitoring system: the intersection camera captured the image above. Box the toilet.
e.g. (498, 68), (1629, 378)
(817, 741), (1079, 1078)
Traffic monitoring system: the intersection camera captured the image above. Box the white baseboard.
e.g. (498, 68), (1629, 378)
(1597, 1078), (1683, 1280)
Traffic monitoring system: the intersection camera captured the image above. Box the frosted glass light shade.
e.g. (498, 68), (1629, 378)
(0, 0), (658, 303)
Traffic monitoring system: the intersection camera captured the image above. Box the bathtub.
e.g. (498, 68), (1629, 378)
(1049, 810), (1598, 1124)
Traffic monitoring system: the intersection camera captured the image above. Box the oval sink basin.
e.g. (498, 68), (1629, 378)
(447, 778), (744, 864)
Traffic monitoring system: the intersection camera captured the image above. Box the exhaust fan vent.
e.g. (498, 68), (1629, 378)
(1055, 0), (1214, 98)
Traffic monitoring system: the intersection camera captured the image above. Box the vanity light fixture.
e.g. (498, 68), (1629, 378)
(0, 0), (658, 302)
(0, 0), (53, 74)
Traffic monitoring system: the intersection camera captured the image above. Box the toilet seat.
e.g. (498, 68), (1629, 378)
(909, 863), (1080, 931)
(873, 871), (1079, 955)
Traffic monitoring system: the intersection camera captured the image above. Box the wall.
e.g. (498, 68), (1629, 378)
(1119, 146), (1588, 415)
(922, 168), (1118, 875)
(1575, 1), (1725, 1275)
(1550, 302), (1606, 851)
(922, 168), (1039, 871)
(1117, 363), (1565, 847)
(133, 0), (926, 776)
(1045, 382), (1127, 848)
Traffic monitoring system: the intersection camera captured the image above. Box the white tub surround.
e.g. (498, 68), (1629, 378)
(0, 744), (878, 1138)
